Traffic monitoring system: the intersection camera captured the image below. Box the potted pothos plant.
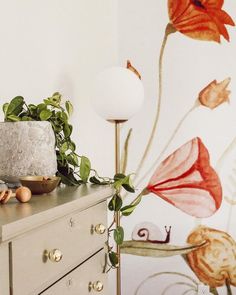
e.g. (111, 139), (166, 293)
(2, 92), (138, 270)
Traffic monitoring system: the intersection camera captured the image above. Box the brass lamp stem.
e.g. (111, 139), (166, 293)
(115, 121), (121, 174)
(108, 119), (126, 295)
(115, 120), (121, 295)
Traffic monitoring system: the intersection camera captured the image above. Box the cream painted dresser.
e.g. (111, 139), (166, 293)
(0, 185), (113, 295)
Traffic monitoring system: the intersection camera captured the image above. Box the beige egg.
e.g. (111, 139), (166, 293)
(15, 186), (32, 203)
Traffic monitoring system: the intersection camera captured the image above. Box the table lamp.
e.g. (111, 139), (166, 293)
(92, 64), (144, 295)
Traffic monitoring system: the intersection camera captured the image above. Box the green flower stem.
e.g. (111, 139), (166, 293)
(121, 128), (133, 174)
(135, 104), (197, 187)
(216, 137), (236, 232)
(134, 272), (198, 295)
(133, 23), (176, 182)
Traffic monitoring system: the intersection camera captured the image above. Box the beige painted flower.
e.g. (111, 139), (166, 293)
(198, 78), (231, 109)
(186, 226), (236, 288)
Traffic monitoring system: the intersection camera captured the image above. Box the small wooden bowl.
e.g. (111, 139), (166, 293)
(19, 176), (61, 195)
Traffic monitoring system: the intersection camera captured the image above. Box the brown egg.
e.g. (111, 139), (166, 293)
(15, 186), (32, 203)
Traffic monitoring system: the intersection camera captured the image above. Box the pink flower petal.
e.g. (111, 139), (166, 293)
(147, 137), (222, 218)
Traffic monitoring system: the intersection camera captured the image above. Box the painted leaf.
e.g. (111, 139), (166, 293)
(147, 137), (222, 218)
(120, 240), (207, 258)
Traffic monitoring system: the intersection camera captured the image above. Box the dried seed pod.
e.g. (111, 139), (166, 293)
(0, 190), (13, 204)
(0, 186), (32, 204)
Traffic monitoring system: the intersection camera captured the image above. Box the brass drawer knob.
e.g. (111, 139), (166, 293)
(94, 224), (106, 235)
(89, 281), (104, 292)
(48, 249), (63, 262)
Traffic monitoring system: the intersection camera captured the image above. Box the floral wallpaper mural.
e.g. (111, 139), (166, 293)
(116, 0), (236, 294)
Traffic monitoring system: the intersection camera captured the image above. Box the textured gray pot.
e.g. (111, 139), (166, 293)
(0, 121), (57, 183)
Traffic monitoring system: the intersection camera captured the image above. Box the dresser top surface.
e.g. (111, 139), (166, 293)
(0, 184), (113, 242)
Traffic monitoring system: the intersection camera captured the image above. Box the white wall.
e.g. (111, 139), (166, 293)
(117, 1), (236, 294)
(0, 0), (118, 175)
(1, 1), (236, 294)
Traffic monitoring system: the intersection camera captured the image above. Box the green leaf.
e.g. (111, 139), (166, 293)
(57, 171), (80, 186)
(114, 226), (124, 245)
(28, 104), (36, 109)
(28, 104), (37, 117)
(36, 103), (47, 114)
(90, 176), (101, 185)
(122, 184), (135, 193)
(108, 194), (123, 211)
(80, 156), (91, 182)
(43, 98), (60, 108)
(122, 175), (135, 193)
(108, 251), (118, 268)
(2, 103), (9, 116)
(51, 92), (62, 103)
(63, 124), (72, 139)
(121, 205), (136, 216)
(6, 114), (21, 122)
(65, 100), (73, 116)
(6, 96), (24, 116)
(39, 109), (52, 121)
(60, 142), (69, 154)
(57, 164), (82, 186)
(113, 179), (125, 191)
(114, 173), (126, 181)
(90, 176), (110, 185)
(113, 174), (135, 193)
(21, 116), (33, 121)
(53, 124), (63, 133)
(68, 141), (76, 152)
(59, 111), (68, 122)
(66, 153), (79, 166)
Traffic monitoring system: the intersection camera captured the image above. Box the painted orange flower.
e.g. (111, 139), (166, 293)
(187, 226), (236, 287)
(168, 0), (235, 42)
(198, 77), (231, 109)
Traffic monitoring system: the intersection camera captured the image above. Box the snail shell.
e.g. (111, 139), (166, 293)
(132, 222), (163, 241)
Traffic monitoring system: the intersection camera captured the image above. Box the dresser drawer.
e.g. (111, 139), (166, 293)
(41, 250), (107, 295)
(0, 243), (9, 295)
(11, 201), (107, 295)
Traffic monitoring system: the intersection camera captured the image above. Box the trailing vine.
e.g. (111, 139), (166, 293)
(2, 92), (139, 270)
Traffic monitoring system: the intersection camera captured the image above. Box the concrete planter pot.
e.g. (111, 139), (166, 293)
(0, 121), (57, 183)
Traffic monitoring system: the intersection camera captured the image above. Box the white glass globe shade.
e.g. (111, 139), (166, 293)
(92, 67), (144, 121)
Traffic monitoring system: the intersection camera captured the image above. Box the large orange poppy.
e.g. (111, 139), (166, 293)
(168, 0), (235, 42)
